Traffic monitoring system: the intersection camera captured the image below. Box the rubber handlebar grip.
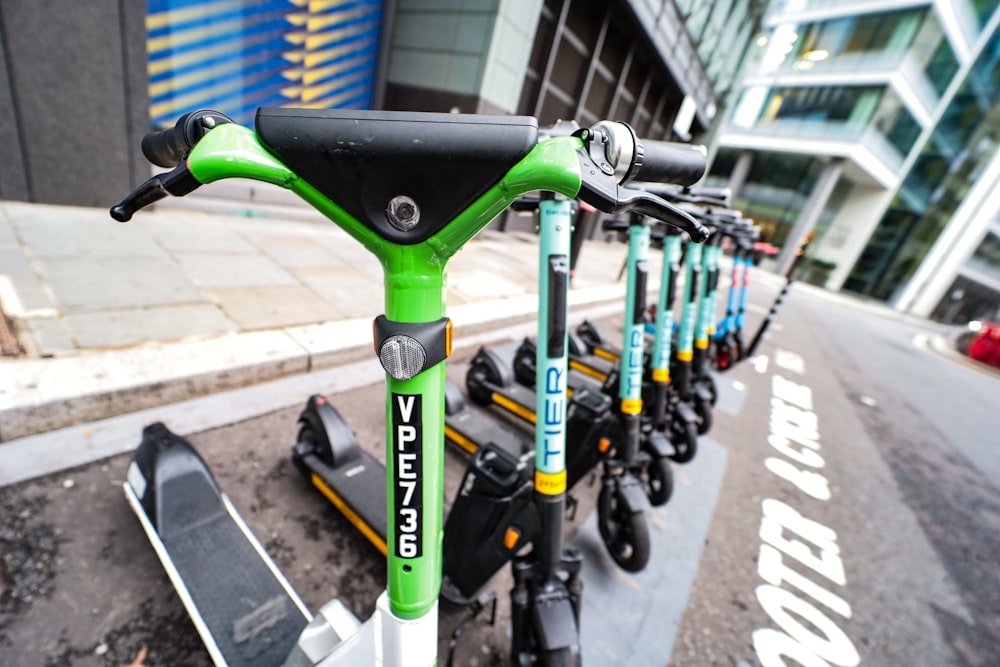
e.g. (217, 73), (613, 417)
(140, 110), (232, 168)
(141, 113), (197, 168)
(634, 140), (707, 187)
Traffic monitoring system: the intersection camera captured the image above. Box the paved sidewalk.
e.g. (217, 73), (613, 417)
(0, 200), (637, 441)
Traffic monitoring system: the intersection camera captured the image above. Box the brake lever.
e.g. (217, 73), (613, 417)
(617, 189), (710, 242)
(110, 163), (200, 222)
(575, 154), (710, 242)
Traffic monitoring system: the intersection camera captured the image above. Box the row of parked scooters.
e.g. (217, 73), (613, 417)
(291, 186), (763, 656)
(116, 109), (768, 666)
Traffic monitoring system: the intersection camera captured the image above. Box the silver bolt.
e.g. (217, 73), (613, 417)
(386, 195), (420, 231)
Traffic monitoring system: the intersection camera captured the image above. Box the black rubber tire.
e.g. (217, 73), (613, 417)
(542, 646), (581, 667)
(669, 418), (699, 463)
(297, 424), (335, 465)
(512, 341), (537, 388)
(643, 454), (673, 506)
(714, 339), (733, 371)
(695, 394), (713, 435)
(697, 375), (718, 406)
(466, 348), (512, 406)
(597, 486), (651, 573)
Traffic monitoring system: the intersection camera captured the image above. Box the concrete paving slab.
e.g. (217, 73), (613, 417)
(63, 304), (239, 348)
(290, 267), (385, 317)
(206, 285), (342, 329)
(0, 331), (310, 440)
(141, 215), (260, 254)
(249, 234), (345, 268)
(447, 270), (527, 300)
(6, 203), (167, 258)
(34, 256), (206, 310)
(0, 206), (15, 245)
(311, 235), (385, 274)
(0, 248), (56, 312)
(24, 318), (75, 356)
(174, 252), (299, 288)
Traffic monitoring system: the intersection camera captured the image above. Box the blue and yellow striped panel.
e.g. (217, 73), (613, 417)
(147, 0), (383, 127)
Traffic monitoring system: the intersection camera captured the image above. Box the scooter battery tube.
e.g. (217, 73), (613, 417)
(441, 444), (538, 603)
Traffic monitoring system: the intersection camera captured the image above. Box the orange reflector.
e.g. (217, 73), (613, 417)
(695, 338), (709, 349)
(652, 368), (670, 383)
(503, 527), (520, 550)
(598, 437), (611, 453)
(445, 319), (453, 356)
(677, 349), (694, 362)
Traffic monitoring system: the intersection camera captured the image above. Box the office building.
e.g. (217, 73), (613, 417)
(708, 0), (1000, 322)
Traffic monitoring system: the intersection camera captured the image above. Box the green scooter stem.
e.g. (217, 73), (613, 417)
(187, 124), (586, 624)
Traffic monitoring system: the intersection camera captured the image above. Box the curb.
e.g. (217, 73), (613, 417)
(0, 284), (629, 442)
(921, 330), (1000, 379)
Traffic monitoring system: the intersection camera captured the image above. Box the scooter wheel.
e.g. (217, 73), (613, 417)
(669, 418), (698, 464)
(466, 348), (512, 406)
(694, 394), (713, 435)
(296, 424), (331, 463)
(643, 454), (673, 506)
(698, 376), (718, 406)
(597, 486), (651, 573)
(542, 646), (581, 667)
(715, 341), (733, 371)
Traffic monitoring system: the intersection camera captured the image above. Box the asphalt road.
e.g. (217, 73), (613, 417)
(1, 279), (998, 667)
(672, 286), (1000, 667)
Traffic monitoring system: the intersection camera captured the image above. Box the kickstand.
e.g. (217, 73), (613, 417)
(565, 493), (579, 521)
(446, 592), (498, 667)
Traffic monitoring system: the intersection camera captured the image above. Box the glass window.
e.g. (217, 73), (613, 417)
(846, 26), (1000, 301)
(761, 85), (881, 125)
(872, 91), (921, 154)
(735, 153), (824, 248)
(972, 0), (999, 29)
(930, 274), (1000, 324)
(968, 232), (1000, 281)
(925, 40), (960, 96)
(708, 148), (740, 180)
(777, 7), (931, 74)
(147, 0), (382, 126)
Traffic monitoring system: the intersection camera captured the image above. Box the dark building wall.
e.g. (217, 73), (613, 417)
(0, 0), (149, 206)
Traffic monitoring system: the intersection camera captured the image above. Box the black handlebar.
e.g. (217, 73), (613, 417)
(634, 140), (706, 188)
(141, 110), (234, 168)
(118, 110), (712, 240)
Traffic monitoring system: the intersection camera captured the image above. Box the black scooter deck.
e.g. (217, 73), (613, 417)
(445, 405), (532, 458)
(292, 395), (389, 556)
(125, 423), (310, 666)
(296, 448), (389, 555)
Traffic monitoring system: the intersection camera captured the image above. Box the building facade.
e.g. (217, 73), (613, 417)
(708, 0), (1000, 323)
(0, 0), (760, 210)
